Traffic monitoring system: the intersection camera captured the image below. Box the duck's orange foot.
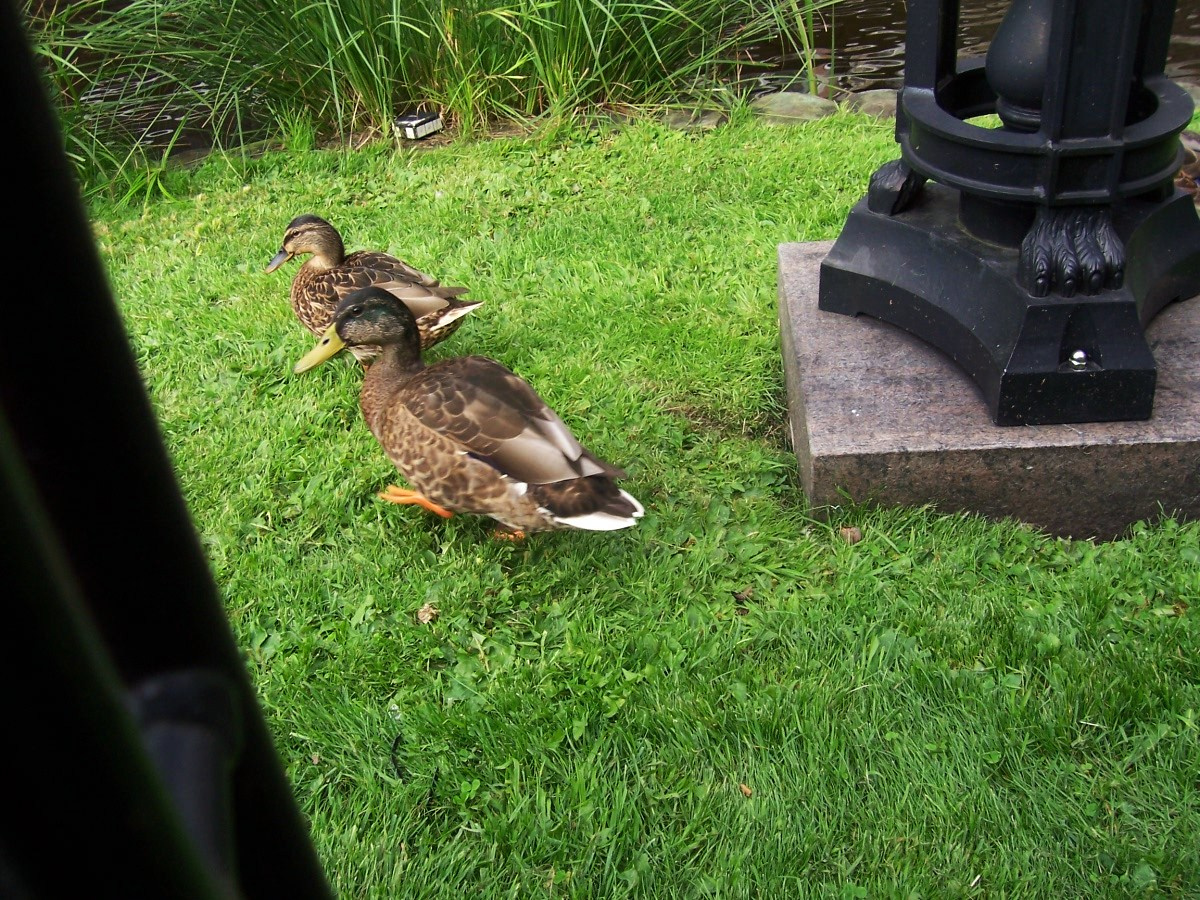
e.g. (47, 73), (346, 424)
(491, 527), (526, 542)
(377, 485), (453, 518)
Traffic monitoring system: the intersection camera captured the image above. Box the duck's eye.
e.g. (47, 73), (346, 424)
(349, 305), (365, 316)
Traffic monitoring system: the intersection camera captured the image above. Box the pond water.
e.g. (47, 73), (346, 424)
(761, 0), (1200, 93)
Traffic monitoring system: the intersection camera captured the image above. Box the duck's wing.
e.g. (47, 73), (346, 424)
(344, 250), (440, 285)
(312, 266), (472, 318)
(402, 357), (624, 485)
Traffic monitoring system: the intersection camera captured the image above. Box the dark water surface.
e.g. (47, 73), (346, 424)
(766, 1), (1200, 93)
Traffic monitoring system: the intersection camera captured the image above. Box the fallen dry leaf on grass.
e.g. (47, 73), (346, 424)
(840, 526), (863, 544)
(739, 783), (753, 797)
(417, 602), (439, 624)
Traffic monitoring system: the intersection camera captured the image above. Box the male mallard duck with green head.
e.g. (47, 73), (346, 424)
(294, 286), (644, 537)
(266, 214), (482, 365)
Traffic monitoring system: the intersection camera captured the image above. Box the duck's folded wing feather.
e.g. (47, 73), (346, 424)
(344, 250), (439, 286)
(403, 358), (624, 485)
(318, 267), (466, 316)
(344, 252), (471, 298)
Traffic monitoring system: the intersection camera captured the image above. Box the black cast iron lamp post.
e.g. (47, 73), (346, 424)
(818, 0), (1200, 425)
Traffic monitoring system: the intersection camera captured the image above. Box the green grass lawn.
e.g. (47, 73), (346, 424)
(92, 112), (1199, 898)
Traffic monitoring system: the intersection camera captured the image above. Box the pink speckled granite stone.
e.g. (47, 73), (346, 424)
(778, 241), (1200, 540)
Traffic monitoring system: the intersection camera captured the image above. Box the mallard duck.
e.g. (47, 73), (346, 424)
(265, 214), (482, 365)
(1177, 130), (1200, 203)
(293, 286), (644, 537)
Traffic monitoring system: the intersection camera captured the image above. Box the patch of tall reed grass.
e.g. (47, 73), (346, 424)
(23, 0), (842, 199)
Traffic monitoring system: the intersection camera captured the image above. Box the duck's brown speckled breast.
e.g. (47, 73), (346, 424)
(291, 265), (334, 336)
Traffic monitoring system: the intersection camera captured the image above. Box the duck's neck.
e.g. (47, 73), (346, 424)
(302, 248), (343, 272)
(302, 236), (346, 272)
(360, 343), (425, 433)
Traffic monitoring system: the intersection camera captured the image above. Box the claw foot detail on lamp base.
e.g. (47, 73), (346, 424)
(1019, 206), (1125, 298)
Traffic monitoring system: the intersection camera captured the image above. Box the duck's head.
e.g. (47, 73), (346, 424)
(265, 214), (344, 272)
(294, 287), (421, 373)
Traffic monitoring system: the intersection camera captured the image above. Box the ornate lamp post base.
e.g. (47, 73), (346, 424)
(818, 0), (1200, 426)
(820, 180), (1200, 425)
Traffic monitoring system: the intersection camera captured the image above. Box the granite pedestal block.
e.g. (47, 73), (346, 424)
(778, 241), (1200, 540)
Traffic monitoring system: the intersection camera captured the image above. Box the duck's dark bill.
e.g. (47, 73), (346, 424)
(265, 249), (292, 273)
(294, 327), (346, 373)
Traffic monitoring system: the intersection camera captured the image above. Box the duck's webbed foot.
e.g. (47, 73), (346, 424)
(490, 527), (526, 542)
(1018, 206), (1124, 298)
(378, 485), (454, 518)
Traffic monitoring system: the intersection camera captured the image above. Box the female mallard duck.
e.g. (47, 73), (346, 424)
(1177, 130), (1200, 202)
(265, 214), (482, 365)
(293, 286), (644, 537)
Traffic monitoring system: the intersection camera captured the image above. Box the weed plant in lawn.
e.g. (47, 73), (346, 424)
(91, 115), (1199, 898)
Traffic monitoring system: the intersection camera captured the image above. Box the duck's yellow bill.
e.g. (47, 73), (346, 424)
(293, 325), (346, 373)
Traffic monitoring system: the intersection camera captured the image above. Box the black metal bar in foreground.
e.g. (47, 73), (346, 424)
(0, 2), (334, 896)
(819, 0), (1200, 426)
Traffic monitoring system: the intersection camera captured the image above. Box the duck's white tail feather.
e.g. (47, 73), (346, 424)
(552, 489), (644, 531)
